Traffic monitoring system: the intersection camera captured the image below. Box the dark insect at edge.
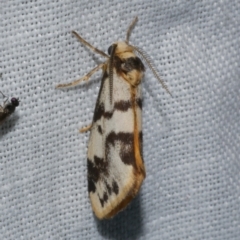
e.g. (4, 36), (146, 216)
(0, 92), (20, 124)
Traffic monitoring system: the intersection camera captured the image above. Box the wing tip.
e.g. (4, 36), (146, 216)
(91, 171), (145, 219)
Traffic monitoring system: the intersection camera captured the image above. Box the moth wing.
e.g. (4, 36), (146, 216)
(87, 70), (145, 219)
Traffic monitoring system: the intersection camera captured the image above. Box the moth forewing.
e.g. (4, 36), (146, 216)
(56, 17), (170, 219)
(87, 51), (145, 218)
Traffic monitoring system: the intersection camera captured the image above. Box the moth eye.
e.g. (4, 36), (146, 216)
(108, 45), (113, 55)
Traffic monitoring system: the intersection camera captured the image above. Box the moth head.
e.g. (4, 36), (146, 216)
(107, 17), (172, 96)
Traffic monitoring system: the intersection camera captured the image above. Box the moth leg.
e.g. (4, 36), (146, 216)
(79, 124), (92, 133)
(56, 63), (104, 88)
(3, 98), (8, 105)
(0, 92), (9, 107)
(0, 91), (6, 99)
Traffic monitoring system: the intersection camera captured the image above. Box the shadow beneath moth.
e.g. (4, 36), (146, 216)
(57, 17), (171, 219)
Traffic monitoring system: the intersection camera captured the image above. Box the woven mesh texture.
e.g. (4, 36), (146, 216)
(0, 0), (239, 239)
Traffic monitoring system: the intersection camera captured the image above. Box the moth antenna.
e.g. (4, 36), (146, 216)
(131, 45), (173, 97)
(109, 44), (117, 104)
(72, 31), (109, 58)
(126, 16), (138, 43)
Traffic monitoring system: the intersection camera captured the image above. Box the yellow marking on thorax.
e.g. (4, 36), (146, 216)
(114, 41), (134, 54)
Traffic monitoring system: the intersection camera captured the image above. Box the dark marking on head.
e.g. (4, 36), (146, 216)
(112, 180), (119, 195)
(97, 125), (103, 134)
(114, 56), (145, 74)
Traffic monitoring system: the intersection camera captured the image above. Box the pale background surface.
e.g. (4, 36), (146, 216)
(0, 0), (239, 239)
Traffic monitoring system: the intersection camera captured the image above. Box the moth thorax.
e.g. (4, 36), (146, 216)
(109, 41), (134, 56)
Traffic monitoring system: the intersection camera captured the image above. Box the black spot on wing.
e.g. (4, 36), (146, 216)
(93, 100), (132, 121)
(87, 156), (109, 193)
(87, 160), (99, 183)
(114, 99), (142, 112)
(93, 103), (105, 122)
(94, 156), (109, 176)
(106, 131), (136, 166)
(92, 70), (108, 123)
(95, 99), (140, 120)
(99, 198), (104, 207)
(87, 160), (98, 193)
(104, 100), (132, 119)
(112, 180), (119, 195)
(98, 181), (119, 207)
(120, 144), (135, 166)
(114, 100), (131, 111)
(88, 178), (96, 193)
(105, 181), (112, 195)
(103, 111), (113, 119)
(99, 192), (109, 207)
(136, 98), (142, 110)
(97, 125), (103, 134)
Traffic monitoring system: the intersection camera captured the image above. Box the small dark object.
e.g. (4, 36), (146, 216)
(0, 92), (20, 124)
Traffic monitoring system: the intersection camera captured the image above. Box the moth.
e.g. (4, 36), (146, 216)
(57, 17), (171, 219)
(0, 91), (20, 125)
